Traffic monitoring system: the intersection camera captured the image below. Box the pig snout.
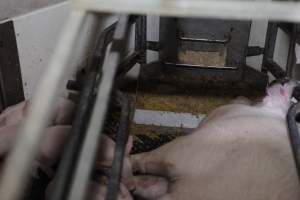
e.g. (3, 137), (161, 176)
(260, 79), (297, 116)
(0, 98), (74, 178)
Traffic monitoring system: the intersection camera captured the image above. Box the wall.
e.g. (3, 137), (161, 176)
(1, 2), (119, 99)
(0, 0), (65, 20)
(0, 1), (296, 101)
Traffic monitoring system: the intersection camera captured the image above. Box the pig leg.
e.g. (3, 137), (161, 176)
(131, 136), (189, 178)
(38, 125), (71, 168)
(131, 152), (170, 177)
(133, 175), (169, 200)
(52, 97), (75, 125)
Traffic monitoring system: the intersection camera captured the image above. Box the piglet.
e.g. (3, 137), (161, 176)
(46, 134), (134, 199)
(0, 97), (75, 177)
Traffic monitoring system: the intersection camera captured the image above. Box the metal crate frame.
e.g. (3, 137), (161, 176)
(1, 1), (300, 200)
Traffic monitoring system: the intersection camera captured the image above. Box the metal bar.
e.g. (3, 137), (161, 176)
(49, 72), (97, 200)
(179, 36), (229, 44)
(68, 15), (130, 200)
(90, 22), (117, 71)
(287, 101), (300, 182)
(264, 60), (286, 79)
(116, 51), (140, 77)
(286, 24), (298, 78)
(135, 16), (147, 64)
(0, 10), (86, 200)
(246, 46), (264, 57)
(74, 0), (300, 22)
(89, 17), (136, 71)
(50, 16), (125, 200)
(262, 22), (278, 73)
(106, 91), (129, 200)
(163, 62), (238, 70)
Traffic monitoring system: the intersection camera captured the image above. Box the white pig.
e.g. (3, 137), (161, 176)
(0, 97), (75, 177)
(131, 80), (300, 200)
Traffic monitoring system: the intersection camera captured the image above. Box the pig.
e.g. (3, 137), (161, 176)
(46, 134), (135, 199)
(0, 97), (75, 177)
(131, 80), (300, 200)
(0, 97), (75, 128)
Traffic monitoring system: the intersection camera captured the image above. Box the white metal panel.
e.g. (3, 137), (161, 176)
(133, 109), (206, 129)
(13, 2), (72, 99)
(0, 0), (65, 21)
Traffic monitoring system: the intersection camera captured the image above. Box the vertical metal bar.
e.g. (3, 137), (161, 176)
(287, 102), (300, 182)
(49, 19), (117, 200)
(106, 91), (129, 200)
(135, 16), (147, 64)
(262, 22), (278, 74)
(286, 24), (298, 78)
(0, 10), (86, 200)
(49, 73), (97, 200)
(68, 15), (130, 200)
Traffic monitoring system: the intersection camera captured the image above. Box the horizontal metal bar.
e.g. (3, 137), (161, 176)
(246, 46), (264, 57)
(75, 0), (300, 22)
(164, 62), (238, 70)
(0, 10), (86, 200)
(147, 41), (160, 51)
(179, 36), (229, 44)
(116, 51), (140, 77)
(133, 109), (206, 129)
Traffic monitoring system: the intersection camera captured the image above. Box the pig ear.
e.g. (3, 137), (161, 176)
(267, 84), (288, 98)
(125, 135), (133, 155)
(267, 81), (296, 100)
